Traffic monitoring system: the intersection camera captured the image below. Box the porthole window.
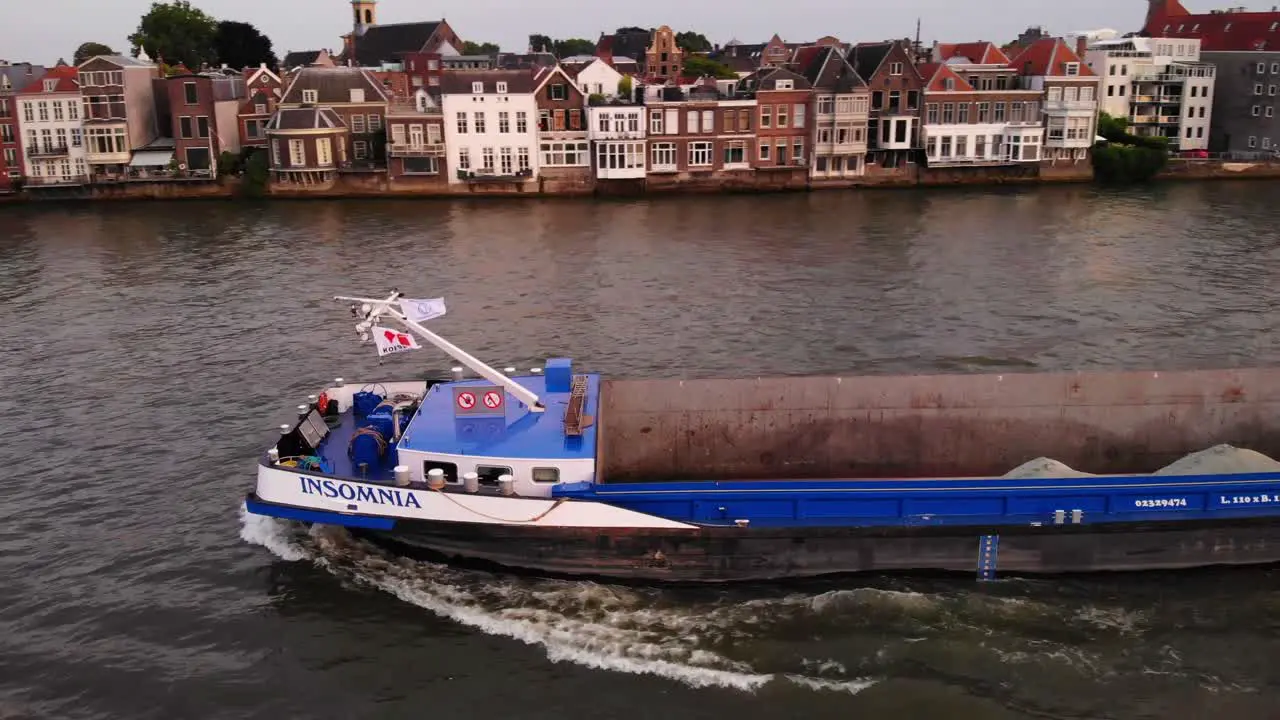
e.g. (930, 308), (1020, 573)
(532, 467), (561, 484)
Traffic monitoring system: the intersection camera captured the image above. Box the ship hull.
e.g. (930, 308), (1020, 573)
(248, 493), (1280, 582)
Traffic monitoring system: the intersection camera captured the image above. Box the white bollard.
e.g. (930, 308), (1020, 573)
(393, 465), (411, 487)
(333, 377), (345, 387)
(530, 367), (542, 375)
(296, 404), (309, 417)
(267, 447), (280, 464)
(497, 474), (515, 496)
(427, 468), (446, 490)
(451, 366), (464, 381)
(463, 472), (480, 493)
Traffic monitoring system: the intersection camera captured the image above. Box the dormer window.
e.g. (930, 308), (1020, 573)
(943, 77), (955, 90)
(471, 81), (483, 94)
(776, 79), (793, 90)
(890, 62), (903, 75)
(496, 81), (508, 93)
(42, 79), (57, 92)
(350, 88), (364, 102)
(1178, 24), (1185, 32)
(1064, 62), (1079, 76)
(301, 89), (318, 103)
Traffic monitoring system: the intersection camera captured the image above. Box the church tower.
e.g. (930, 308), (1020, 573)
(352, 0), (377, 36)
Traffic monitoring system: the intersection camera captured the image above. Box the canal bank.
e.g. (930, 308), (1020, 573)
(3, 158), (1280, 202)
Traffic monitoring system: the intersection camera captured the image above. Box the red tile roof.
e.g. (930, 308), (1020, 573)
(18, 64), (78, 94)
(790, 45), (826, 73)
(917, 63), (975, 92)
(1147, 4), (1280, 51)
(1007, 38), (1097, 77)
(935, 41), (1010, 65)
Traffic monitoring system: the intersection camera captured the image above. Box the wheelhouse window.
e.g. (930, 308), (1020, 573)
(532, 468), (560, 484)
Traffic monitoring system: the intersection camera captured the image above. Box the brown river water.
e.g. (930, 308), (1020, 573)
(1, 182), (1278, 719)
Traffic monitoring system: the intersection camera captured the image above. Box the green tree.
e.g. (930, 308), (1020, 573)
(552, 38), (596, 57)
(1097, 111), (1129, 142)
(213, 20), (277, 70)
(73, 42), (115, 65)
(617, 75), (633, 99)
(675, 31), (712, 53)
(461, 41), (500, 55)
(528, 34), (552, 53)
(129, 1), (218, 69)
(683, 55), (736, 79)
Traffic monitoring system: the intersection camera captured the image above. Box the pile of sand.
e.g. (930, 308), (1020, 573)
(1001, 457), (1097, 479)
(1153, 444), (1280, 476)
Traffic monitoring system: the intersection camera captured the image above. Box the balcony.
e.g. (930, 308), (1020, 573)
(457, 167), (534, 182)
(1044, 99), (1096, 113)
(26, 144), (70, 158)
(25, 174), (89, 187)
(388, 142), (444, 157)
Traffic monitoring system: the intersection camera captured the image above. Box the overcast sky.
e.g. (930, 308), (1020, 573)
(0, 0), (1248, 66)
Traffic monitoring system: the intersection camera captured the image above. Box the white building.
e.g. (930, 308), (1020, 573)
(586, 104), (645, 179)
(1085, 36), (1215, 151)
(562, 57), (627, 100)
(17, 67), (89, 185)
(439, 70), (539, 185)
(1085, 37), (1213, 150)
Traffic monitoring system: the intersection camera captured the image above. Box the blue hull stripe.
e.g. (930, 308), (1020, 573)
(245, 496), (397, 530)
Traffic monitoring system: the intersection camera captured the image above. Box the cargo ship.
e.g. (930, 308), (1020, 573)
(243, 290), (1280, 582)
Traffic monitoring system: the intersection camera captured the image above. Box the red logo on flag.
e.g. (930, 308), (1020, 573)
(383, 330), (412, 346)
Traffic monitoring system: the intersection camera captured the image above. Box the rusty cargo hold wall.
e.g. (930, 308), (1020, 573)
(596, 368), (1280, 482)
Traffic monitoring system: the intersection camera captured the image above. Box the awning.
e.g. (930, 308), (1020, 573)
(129, 150), (174, 167)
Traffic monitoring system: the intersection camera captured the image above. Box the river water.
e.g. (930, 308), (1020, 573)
(2, 182), (1279, 719)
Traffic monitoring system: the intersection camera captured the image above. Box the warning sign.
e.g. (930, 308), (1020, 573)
(453, 385), (505, 416)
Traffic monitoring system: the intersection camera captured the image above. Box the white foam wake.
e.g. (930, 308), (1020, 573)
(238, 508), (878, 695)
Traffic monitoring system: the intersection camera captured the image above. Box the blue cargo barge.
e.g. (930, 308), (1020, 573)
(244, 290), (1280, 582)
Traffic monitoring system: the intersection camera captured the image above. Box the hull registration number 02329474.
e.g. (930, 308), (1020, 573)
(1132, 497), (1190, 510)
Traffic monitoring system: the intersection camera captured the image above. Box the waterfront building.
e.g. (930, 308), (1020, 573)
(1142, 0), (1280, 153)
(1085, 36), (1215, 152)
(1010, 38), (1101, 162)
(850, 39), (926, 170)
(644, 26), (684, 83)
(15, 65), (87, 187)
(238, 64), (284, 150)
(533, 65), (591, 188)
(642, 80), (757, 179)
(1, 61), (47, 191)
(440, 69), (539, 185)
(586, 100), (645, 181)
(919, 43), (1046, 166)
(797, 46), (870, 179)
(278, 67), (390, 168)
(165, 71), (245, 175)
(386, 87), (447, 187)
(264, 107), (349, 186)
(77, 55), (161, 180)
(736, 67), (810, 170)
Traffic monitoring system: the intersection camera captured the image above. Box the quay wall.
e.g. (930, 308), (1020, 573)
(597, 368), (1280, 482)
(4, 159), (1280, 203)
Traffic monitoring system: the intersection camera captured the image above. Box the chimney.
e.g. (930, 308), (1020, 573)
(1076, 35), (1088, 57)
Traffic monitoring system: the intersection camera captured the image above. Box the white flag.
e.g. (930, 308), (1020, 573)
(401, 297), (446, 323)
(371, 325), (421, 357)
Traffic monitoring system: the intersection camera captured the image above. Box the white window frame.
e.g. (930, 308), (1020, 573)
(301, 89), (318, 104)
(688, 141), (713, 167)
(650, 141), (676, 170)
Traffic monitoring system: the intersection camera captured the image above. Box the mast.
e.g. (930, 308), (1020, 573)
(336, 290), (546, 412)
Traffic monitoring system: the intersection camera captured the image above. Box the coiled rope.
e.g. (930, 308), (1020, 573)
(347, 426), (388, 457)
